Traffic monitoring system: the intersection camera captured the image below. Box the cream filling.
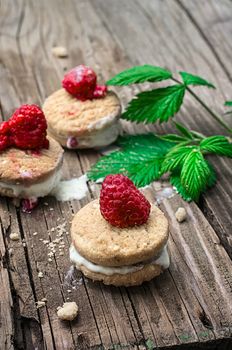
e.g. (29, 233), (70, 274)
(70, 244), (170, 276)
(50, 120), (121, 149)
(0, 167), (62, 198)
(87, 114), (118, 131)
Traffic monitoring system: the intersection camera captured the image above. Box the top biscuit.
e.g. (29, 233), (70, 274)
(43, 89), (121, 137)
(71, 199), (169, 267)
(0, 137), (63, 185)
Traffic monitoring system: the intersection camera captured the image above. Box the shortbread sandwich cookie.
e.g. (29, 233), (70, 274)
(0, 104), (63, 207)
(70, 175), (170, 286)
(43, 65), (121, 149)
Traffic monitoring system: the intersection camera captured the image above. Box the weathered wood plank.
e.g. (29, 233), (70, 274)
(176, 0), (232, 83)
(0, 213), (14, 350)
(0, 0), (232, 349)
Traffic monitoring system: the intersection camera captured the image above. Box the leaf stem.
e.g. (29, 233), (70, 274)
(172, 78), (232, 134)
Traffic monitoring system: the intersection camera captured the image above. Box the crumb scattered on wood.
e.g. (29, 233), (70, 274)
(175, 207), (187, 222)
(57, 302), (78, 321)
(9, 233), (20, 241)
(52, 46), (68, 58)
(36, 300), (46, 309)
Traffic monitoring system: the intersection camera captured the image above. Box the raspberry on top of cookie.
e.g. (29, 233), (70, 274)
(43, 65), (121, 149)
(62, 64), (107, 101)
(70, 175), (170, 287)
(0, 104), (49, 152)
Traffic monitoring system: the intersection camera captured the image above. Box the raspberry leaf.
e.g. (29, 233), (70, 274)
(170, 172), (192, 202)
(160, 134), (188, 143)
(224, 101), (232, 106)
(106, 65), (172, 86)
(88, 150), (163, 187)
(180, 72), (215, 89)
(180, 150), (215, 201)
(161, 145), (197, 174)
(200, 136), (232, 157)
(122, 84), (185, 123)
(118, 134), (174, 152)
(88, 134), (174, 187)
(171, 164), (216, 202)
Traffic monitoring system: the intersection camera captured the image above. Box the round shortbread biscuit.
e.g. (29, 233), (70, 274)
(43, 89), (121, 147)
(77, 262), (163, 287)
(0, 137), (63, 187)
(71, 199), (169, 267)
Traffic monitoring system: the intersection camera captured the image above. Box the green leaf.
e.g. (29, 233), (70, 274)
(171, 165), (216, 202)
(224, 101), (232, 106)
(88, 134), (174, 187)
(170, 172), (192, 201)
(207, 163), (217, 188)
(180, 71), (215, 89)
(181, 150), (213, 201)
(88, 150), (162, 187)
(174, 122), (194, 139)
(118, 134), (175, 151)
(122, 84), (186, 124)
(162, 145), (197, 174)
(200, 135), (232, 157)
(106, 65), (172, 86)
(160, 134), (188, 143)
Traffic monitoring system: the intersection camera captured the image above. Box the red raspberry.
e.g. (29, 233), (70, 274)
(62, 65), (97, 101)
(21, 197), (39, 213)
(0, 121), (11, 151)
(93, 85), (108, 99)
(100, 174), (151, 228)
(8, 104), (49, 150)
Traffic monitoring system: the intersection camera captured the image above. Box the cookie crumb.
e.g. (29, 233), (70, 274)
(57, 302), (78, 321)
(38, 272), (44, 278)
(36, 301), (46, 308)
(175, 207), (187, 222)
(9, 233), (20, 241)
(52, 46), (68, 58)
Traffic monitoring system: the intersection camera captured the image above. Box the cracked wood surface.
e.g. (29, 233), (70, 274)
(0, 0), (232, 349)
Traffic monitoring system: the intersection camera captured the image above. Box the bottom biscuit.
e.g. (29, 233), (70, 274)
(76, 263), (163, 287)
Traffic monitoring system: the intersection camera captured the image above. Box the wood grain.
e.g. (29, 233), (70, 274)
(0, 0), (232, 349)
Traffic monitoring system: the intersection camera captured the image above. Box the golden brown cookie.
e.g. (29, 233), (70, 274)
(70, 199), (170, 286)
(71, 199), (168, 266)
(43, 89), (121, 149)
(0, 137), (63, 198)
(78, 262), (163, 287)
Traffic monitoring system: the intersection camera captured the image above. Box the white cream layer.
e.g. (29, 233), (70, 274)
(70, 244), (170, 276)
(0, 167), (62, 198)
(50, 120), (121, 149)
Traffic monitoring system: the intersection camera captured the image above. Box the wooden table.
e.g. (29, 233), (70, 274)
(1, 1), (232, 349)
